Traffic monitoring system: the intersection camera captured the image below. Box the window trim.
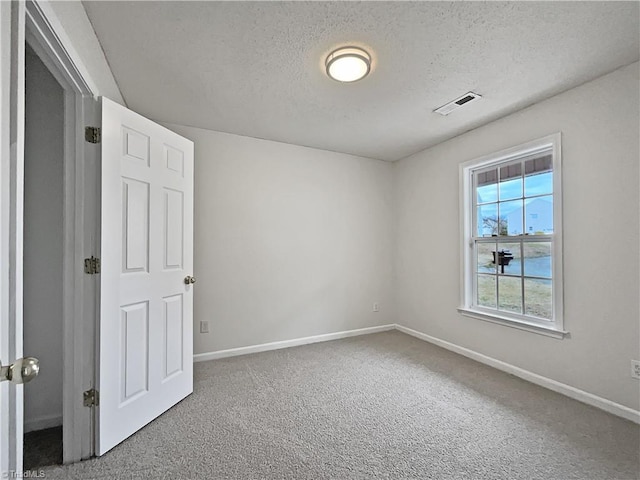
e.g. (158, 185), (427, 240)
(459, 133), (566, 338)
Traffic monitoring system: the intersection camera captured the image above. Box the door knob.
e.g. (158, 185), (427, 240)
(184, 276), (196, 285)
(0, 357), (40, 384)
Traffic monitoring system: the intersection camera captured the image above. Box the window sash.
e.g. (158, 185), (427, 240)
(472, 149), (554, 237)
(471, 237), (554, 322)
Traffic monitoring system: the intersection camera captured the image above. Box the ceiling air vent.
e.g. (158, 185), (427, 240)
(433, 92), (482, 116)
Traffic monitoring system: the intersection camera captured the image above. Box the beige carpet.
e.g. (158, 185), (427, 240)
(41, 331), (639, 479)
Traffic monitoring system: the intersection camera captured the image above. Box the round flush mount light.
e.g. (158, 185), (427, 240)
(325, 46), (371, 83)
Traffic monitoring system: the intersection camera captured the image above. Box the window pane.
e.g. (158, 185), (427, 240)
(477, 242), (497, 274)
(525, 195), (553, 234)
(477, 204), (498, 236)
(499, 163), (522, 201)
(524, 278), (552, 320)
(500, 199), (523, 235)
(477, 274), (496, 309)
(523, 242), (552, 278)
(496, 242), (521, 275)
(498, 276), (522, 314)
(476, 170), (498, 204)
(524, 155), (552, 197)
(477, 169), (498, 204)
(525, 172), (552, 197)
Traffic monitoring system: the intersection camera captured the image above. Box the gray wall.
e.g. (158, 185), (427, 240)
(165, 124), (395, 355)
(394, 62), (640, 411)
(23, 46), (65, 431)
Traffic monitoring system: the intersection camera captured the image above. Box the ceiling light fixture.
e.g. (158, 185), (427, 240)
(325, 47), (371, 83)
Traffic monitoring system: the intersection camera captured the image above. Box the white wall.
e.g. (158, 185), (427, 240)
(394, 62), (640, 410)
(23, 46), (64, 431)
(40, 0), (124, 103)
(165, 124), (395, 355)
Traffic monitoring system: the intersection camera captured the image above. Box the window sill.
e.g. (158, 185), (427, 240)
(457, 307), (569, 339)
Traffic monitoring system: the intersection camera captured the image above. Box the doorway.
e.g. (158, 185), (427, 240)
(2, 1), (98, 472)
(22, 43), (65, 470)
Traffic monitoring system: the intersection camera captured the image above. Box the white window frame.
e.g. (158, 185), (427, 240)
(458, 133), (566, 339)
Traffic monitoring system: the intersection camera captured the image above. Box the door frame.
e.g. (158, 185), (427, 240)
(25, 0), (99, 463)
(1, 0), (98, 471)
(0, 0), (25, 475)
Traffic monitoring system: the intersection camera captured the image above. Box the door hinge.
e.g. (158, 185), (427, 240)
(85, 126), (101, 144)
(84, 256), (101, 275)
(83, 388), (99, 407)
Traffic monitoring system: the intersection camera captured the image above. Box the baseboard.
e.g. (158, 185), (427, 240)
(24, 413), (62, 433)
(395, 324), (640, 425)
(193, 324), (396, 363)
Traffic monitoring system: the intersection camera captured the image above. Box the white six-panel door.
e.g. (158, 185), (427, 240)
(98, 97), (194, 455)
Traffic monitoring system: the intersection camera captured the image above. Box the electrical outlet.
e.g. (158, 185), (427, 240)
(200, 321), (209, 334)
(631, 360), (640, 380)
(373, 303), (380, 312)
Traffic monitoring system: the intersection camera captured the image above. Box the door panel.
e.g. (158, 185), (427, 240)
(99, 97), (193, 455)
(163, 294), (183, 379)
(122, 178), (149, 273)
(163, 189), (183, 269)
(120, 302), (149, 403)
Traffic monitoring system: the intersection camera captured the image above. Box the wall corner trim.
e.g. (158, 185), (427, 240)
(192, 324), (396, 363)
(394, 324), (640, 425)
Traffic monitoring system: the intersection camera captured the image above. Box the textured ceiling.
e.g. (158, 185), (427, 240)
(83, 1), (639, 161)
